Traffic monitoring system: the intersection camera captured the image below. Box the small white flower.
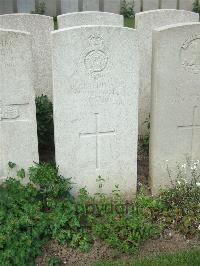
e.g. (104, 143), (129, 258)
(198, 225), (200, 230)
(196, 182), (200, 187)
(181, 164), (186, 168)
(177, 181), (181, 185)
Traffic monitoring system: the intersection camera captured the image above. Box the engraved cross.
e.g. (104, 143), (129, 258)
(79, 113), (115, 170)
(178, 106), (200, 158)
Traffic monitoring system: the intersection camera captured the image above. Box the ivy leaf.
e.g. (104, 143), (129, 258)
(17, 169), (26, 179)
(8, 161), (16, 169)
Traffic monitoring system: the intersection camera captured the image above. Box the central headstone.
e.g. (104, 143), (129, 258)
(52, 26), (139, 198)
(135, 10), (199, 136)
(0, 29), (38, 179)
(58, 11), (124, 28)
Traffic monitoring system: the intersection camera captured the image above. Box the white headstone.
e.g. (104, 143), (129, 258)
(58, 11), (124, 28)
(17, 0), (35, 13)
(134, 0), (141, 13)
(61, 0), (79, 13)
(83, 0), (99, 11)
(52, 26), (139, 198)
(179, 0), (194, 11)
(143, 0), (159, 11)
(0, 14), (54, 100)
(135, 10), (199, 136)
(43, 0), (57, 17)
(0, 0), (13, 14)
(0, 29), (38, 180)
(161, 0), (177, 9)
(150, 22), (200, 194)
(104, 0), (121, 14)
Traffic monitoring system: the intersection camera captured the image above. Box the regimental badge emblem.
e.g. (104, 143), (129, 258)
(82, 34), (109, 78)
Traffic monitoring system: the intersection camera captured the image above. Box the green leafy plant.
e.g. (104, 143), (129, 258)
(31, 1), (46, 15)
(155, 159), (200, 236)
(120, 0), (135, 18)
(35, 95), (54, 148)
(0, 163), (89, 265)
(1, 160), (199, 265)
(193, 0), (200, 14)
(54, 17), (58, 30)
(88, 185), (161, 253)
(8, 161), (16, 169)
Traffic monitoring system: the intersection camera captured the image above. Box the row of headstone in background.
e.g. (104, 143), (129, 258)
(0, 0), (196, 16)
(141, 0), (194, 12)
(0, 0), (121, 15)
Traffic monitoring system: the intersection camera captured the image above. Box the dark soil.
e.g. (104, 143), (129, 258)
(137, 151), (149, 191)
(39, 143), (55, 163)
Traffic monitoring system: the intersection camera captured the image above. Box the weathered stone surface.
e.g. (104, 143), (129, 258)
(83, 0), (99, 11)
(0, 29), (38, 180)
(104, 0), (121, 14)
(150, 22), (200, 194)
(134, 0), (141, 13)
(58, 11), (123, 28)
(0, 14), (54, 100)
(135, 10), (199, 136)
(61, 0), (79, 13)
(0, 0), (13, 14)
(52, 26), (138, 198)
(179, 0), (194, 11)
(17, 0), (35, 13)
(43, 0), (57, 17)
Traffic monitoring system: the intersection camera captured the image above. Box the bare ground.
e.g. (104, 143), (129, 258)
(36, 232), (200, 266)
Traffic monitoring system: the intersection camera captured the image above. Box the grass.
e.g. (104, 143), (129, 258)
(124, 17), (135, 28)
(94, 248), (200, 266)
